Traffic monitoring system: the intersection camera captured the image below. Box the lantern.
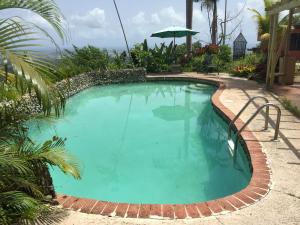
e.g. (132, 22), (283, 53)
(233, 33), (247, 60)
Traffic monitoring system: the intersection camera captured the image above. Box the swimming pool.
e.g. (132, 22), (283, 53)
(29, 81), (251, 204)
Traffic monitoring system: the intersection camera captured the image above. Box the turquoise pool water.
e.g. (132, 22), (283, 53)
(28, 82), (251, 204)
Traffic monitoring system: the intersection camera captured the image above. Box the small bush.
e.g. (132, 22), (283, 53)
(190, 54), (211, 72)
(130, 39), (176, 73)
(230, 53), (263, 77)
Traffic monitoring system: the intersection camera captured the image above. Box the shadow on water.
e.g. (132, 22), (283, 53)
(190, 99), (251, 201)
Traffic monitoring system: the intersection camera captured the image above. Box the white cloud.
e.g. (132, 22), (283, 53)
(61, 1), (265, 48)
(130, 6), (184, 28)
(128, 6), (185, 37)
(70, 8), (106, 29)
(245, 0), (264, 12)
(132, 12), (147, 26)
(64, 7), (122, 44)
(159, 6), (185, 25)
(193, 9), (205, 24)
(151, 13), (161, 25)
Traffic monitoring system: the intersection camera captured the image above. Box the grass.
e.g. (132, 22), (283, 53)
(279, 97), (300, 119)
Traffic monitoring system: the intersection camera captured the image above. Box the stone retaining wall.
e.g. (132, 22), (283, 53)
(12, 68), (146, 115)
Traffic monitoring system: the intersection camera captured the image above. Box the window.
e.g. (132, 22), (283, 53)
(290, 33), (300, 51)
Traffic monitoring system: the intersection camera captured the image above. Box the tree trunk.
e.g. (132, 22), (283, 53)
(186, 0), (193, 53)
(36, 164), (56, 199)
(211, 0), (218, 45)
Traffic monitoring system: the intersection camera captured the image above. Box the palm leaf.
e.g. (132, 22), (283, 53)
(0, 0), (66, 41)
(0, 19), (65, 114)
(0, 148), (29, 174)
(0, 191), (45, 223)
(16, 138), (81, 179)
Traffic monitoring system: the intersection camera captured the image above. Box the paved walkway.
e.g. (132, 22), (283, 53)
(57, 73), (300, 225)
(273, 83), (300, 108)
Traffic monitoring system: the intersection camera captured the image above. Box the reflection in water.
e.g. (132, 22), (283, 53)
(28, 82), (251, 204)
(152, 105), (196, 121)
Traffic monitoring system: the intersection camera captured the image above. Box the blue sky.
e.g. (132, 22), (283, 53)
(5, 0), (265, 49)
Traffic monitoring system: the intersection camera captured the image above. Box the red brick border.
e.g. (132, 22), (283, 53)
(54, 76), (271, 219)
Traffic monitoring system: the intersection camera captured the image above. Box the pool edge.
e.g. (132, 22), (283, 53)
(54, 75), (271, 219)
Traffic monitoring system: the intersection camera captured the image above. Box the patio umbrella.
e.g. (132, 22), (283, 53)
(151, 26), (199, 45)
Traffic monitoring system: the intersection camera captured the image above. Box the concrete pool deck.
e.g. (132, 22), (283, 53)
(57, 73), (300, 225)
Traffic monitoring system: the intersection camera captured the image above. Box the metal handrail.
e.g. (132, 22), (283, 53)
(228, 96), (270, 139)
(232, 103), (281, 155)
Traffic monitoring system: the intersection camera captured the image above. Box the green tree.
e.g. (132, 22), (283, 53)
(196, 0), (219, 45)
(249, 0), (273, 41)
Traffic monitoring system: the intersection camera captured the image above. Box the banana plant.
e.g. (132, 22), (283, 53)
(131, 39), (177, 72)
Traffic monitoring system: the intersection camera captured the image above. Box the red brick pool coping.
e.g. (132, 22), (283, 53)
(54, 76), (271, 219)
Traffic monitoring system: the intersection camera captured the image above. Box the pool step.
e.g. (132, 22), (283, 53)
(183, 84), (211, 93)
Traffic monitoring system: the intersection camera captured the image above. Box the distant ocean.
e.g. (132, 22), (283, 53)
(39, 47), (127, 59)
(39, 42), (258, 59)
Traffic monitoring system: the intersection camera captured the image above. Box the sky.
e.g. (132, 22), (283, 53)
(3, 0), (265, 50)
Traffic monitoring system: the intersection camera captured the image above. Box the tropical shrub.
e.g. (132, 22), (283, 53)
(190, 54), (213, 72)
(0, 110), (81, 224)
(176, 41), (202, 61)
(107, 50), (130, 70)
(230, 53), (263, 77)
(57, 46), (110, 78)
(57, 46), (131, 78)
(131, 39), (176, 73)
(217, 45), (232, 65)
(0, 103), (81, 224)
(185, 45), (232, 73)
(194, 44), (219, 56)
(231, 65), (256, 77)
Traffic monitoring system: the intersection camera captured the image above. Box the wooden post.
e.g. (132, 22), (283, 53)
(266, 13), (279, 89)
(269, 13), (279, 88)
(283, 9), (294, 84)
(266, 15), (274, 88)
(284, 9), (294, 56)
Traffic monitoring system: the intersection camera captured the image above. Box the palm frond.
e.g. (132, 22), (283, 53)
(0, 0), (66, 41)
(0, 148), (29, 174)
(0, 191), (45, 223)
(0, 18), (65, 114)
(16, 138), (81, 179)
